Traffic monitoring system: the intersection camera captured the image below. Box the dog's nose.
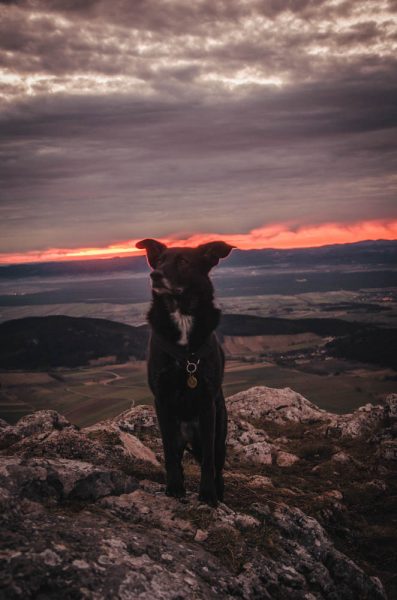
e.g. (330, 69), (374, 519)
(150, 270), (163, 282)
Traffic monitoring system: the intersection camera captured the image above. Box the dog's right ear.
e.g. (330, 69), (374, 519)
(136, 239), (167, 268)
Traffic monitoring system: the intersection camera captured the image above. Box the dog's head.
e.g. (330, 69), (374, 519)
(136, 239), (235, 296)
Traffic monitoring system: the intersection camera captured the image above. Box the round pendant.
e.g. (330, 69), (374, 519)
(187, 375), (198, 389)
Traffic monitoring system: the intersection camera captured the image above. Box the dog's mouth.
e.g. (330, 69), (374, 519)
(151, 278), (184, 295)
(152, 286), (184, 295)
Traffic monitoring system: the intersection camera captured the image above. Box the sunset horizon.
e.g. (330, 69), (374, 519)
(1, 218), (396, 266)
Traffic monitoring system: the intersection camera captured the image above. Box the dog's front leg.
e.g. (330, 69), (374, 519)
(198, 399), (217, 507)
(155, 399), (185, 498)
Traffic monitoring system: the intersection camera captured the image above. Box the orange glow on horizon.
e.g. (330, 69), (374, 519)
(1, 219), (397, 265)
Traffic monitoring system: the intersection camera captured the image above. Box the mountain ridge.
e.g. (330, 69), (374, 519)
(1, 239), (396, 279)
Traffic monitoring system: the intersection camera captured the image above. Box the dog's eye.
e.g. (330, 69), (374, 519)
(178, 256), (190, 267)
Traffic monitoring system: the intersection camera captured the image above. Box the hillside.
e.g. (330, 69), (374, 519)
(0, 316), (148, 369)
(0, 388), (396, 599)
(1, 314), (396, 371)
(218, 313), (365, 336)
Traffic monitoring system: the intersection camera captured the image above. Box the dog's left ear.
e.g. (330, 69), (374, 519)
(198, 241), (235, 269)
(136, 238), (167, 268)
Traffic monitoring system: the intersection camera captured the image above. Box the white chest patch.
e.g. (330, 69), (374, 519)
(171, 310), (193, 346)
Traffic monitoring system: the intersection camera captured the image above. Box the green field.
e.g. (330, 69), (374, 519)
(1, 358), (395, 427)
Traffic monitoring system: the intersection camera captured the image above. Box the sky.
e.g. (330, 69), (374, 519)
(0, 0), (396, 264)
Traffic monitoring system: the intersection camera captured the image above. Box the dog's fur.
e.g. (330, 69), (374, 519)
(136, 239), (234, 506)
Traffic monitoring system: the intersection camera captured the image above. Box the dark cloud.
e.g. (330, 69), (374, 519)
(0, 0), (396, 255)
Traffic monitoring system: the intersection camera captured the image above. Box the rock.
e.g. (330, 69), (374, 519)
(160, 552), (174, 562)
(0, 409), (160, 474)
(0, 456), (137, 503)
(384, 393), (397, 420)
(327, 403), (385, 438)
(227, 388), (395, 441)
(380, 440), (397, 460)
(227, 418), (275, 465)
(275, 451), (300, 467)
(194, 529), (208, 542)
(11, 410), (76, 438)
(109, 405), (164, 457)
(99, 489), (195, 534)
(0, 394), (391, 600)
(0, 425), (19, 450)
(315, 489), (344, 503)
(247, 475), (274, 489)
(40, 549), (62, 566)
(1, 501), (239, 599)
(227, 417), (270, 445)
(227, 386), (329, 424)
(234, 514), (260, 530)
(366, 479), (387, 493)
(0, 409), (76, 450)
(258, 504), (386, 599)
(83, 422), (160, 467)
(332, 450), (351, 463)
(237, 440), (273, 465)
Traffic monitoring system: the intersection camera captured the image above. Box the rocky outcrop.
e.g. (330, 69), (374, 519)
(326, 394), (397, 439)
(227, 386), (329, 424)
(0, 456), (137, 503)
(0, 408), (161, 475)
(228, 386), (397, 441)
(1, 387), (396, 599)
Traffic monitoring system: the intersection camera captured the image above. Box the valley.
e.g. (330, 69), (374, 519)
(1, 353), (395, 427)
(0, 242), (396, 426)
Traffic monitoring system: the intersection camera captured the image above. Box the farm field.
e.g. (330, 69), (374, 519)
(1, 358), (395, 427)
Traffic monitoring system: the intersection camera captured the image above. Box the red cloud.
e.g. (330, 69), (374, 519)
(1, 219), (397, 265)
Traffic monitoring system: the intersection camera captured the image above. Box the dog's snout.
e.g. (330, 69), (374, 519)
(150, 270), (163, 282)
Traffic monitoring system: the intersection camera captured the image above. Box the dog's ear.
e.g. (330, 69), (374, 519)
(136, 239), (167, 268)
(198, 241), (235, 270)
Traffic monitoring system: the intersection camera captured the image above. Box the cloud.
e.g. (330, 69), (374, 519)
(1, 218), (396, 265)
(0, 0), (396, 257)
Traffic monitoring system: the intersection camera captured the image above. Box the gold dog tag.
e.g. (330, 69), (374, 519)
(187, 375), (198, 389)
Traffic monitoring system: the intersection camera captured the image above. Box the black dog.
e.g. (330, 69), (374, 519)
(136, 239), (234, 506)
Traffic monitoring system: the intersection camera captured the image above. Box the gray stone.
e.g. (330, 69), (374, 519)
(227, 386), (329, 423)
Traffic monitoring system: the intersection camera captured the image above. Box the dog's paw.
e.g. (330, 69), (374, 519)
(198, 488), (218, 508)
(215, 477), (224, 502)
(166, 483), (186, 499)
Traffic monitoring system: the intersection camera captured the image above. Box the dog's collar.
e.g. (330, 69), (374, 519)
(150, 331), (216, 363)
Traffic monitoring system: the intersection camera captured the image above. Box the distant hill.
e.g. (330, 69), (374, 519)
(226, 239), (397, 268)
(1, 240), (396, 279)
(326, 328), (397, 370)
(217, 314), (364, 337)
(0, 316), (149, 369)
(2, 313), (395, 371)
(0, 255), (148, 279)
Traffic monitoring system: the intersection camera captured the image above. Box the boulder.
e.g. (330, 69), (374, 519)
(227, 386), (329, 424)
(0, 410), (77, 450)
(328, 403), (385, 438)
(227, 418), (276, 465)
(0, 409), (160, 473)
(0, 456), (137, 504)
(275, 451), (300, 467)
(83, 422), (160, 467)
